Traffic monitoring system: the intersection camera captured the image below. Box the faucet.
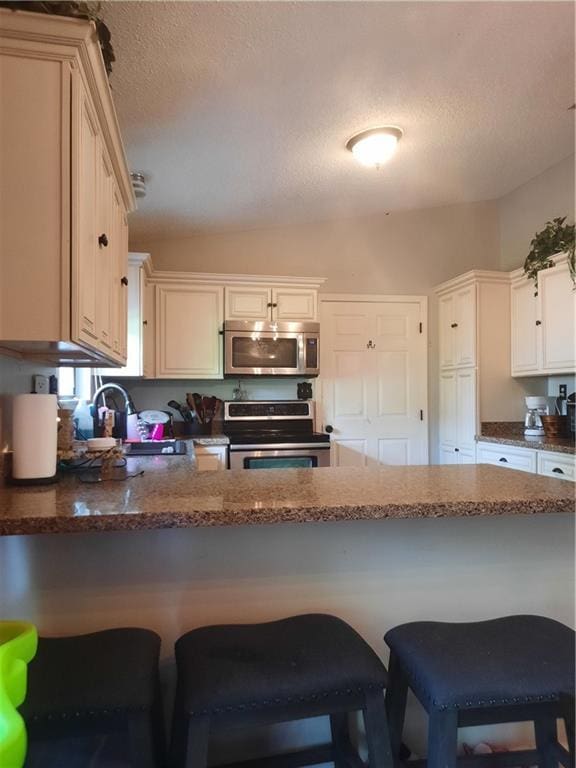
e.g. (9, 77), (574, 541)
(92, 383), (137, 439)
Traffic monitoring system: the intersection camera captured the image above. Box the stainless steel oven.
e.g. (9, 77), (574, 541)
(224, 400), (331, 470)
(224, 321), (320, 377)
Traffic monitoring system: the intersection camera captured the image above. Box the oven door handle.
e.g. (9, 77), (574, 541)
(229, 442), (331, 451)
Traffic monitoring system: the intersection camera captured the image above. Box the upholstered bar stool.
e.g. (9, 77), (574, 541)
(21, 627), (165, 768)
(170, 613), (393, 768)
(384, 615), (575, 768)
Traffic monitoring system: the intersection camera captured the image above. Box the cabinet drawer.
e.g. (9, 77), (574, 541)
(476, 443), (537, 473)
(537, 451), (575, 481)
(194, 444), (228, 471)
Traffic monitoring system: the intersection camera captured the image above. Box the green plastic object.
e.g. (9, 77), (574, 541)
(0, 621), (38, 768)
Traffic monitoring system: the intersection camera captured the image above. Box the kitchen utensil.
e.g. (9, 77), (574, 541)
(167, 400), (190, 421)
(192, 393), (205, 423)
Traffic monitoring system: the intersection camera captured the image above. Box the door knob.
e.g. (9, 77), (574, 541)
(325, 425), (334, 433)
(98, 233), (109, 247)
(121, 276), (128, 286)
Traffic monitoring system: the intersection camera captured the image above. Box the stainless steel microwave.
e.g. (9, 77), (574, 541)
(224, 321), (320, 377)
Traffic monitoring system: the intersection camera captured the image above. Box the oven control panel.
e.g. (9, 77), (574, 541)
(225, 401), (313, 420)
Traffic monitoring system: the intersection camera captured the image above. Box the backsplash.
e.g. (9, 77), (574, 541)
(0, 356), (57, 450)
(107, 377), (316, 417)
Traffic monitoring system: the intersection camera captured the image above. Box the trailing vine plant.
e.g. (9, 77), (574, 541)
(0, 2), (115, 75)
(523, 217), (575, 295)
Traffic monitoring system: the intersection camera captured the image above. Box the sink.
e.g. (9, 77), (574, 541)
(124, 440), (187, 456)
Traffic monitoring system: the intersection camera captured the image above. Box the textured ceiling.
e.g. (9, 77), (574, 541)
(101, 1), (575, 238)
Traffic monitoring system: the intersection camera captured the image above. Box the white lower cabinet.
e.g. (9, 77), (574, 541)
(194, 445), (228, 471)
(477, 443), (538, 474)
(537, 451), (575, 482)
(438, 367), (477, 464)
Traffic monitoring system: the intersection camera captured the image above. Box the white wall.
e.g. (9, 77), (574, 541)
(498, 155), (575, 271)
(0, 356), (57, 451)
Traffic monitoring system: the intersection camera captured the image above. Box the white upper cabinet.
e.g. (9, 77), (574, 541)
(438, 285), (476, 369)
(272, 288), (317, 321)
(511, 274), (540, 374)
(156, 284), (223, 379)
(511, 256), (575, 377)
(225, 287), (271, 321)
(539, 260), (576, 373)
(224, 284), (318, 322)
(0, 10), (134, 366)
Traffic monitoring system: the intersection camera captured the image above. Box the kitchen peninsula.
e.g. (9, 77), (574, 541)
(0, 460), (573, 536)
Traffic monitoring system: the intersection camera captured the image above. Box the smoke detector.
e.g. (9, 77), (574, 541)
(130, 172), (147, 198)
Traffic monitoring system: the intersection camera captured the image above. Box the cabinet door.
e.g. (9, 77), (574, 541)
(225, 287), (271, 321)
(439, 371), (457, 450)
(539, 262), (576, 373)
(95, 142), (114, 352)
(511, 277), (540, 375)
(454, 285), (476, 367)
(73, 81), (100, 347)
(110, 184), (128, 362)
(438, 294), (455, 368)
(272, 288), (317, 321)
(156, 285), (223, 378)
(194, 445), (228, 471)
(456, 367), (477, 452)
(143, 278), (155, 378)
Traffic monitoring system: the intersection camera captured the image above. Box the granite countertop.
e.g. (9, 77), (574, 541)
(192, 436), (229, 446)
(477, 422), (575, 455)
(0, 462), (573, 537)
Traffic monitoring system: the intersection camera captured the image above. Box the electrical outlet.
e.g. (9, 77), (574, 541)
(559, 384), (567, 399)
(33, 374), (49, 394)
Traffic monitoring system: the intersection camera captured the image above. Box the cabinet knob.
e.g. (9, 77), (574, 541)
(267, 302), (273, 308)
(450, 323), (458, 328)
(121, 276), (128, 286)
(498, 457), (508, 463)
(552, 467), (565, 474)
(98, 233), (109, 247)
(272, 303), (278, 308)
(142, 320), (148, 326)
(325, 425), (334, 433)
(535, 320), (542, 326)
(454, 447), (459, 452)
(366, 340), (376, 349)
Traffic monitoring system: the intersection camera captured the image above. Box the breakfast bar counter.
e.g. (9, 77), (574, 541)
(0, 460), (573, 536)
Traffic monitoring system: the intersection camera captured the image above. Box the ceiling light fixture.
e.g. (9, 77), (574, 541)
(346, 126), (403, 169)
(130, 172), (147, 198)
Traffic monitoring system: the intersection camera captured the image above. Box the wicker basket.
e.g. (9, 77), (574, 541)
(540, 415), (571, 438)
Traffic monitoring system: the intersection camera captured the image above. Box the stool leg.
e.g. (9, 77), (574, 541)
(385, 651), (409, 760)
(364, 689), (393, 768)
(128, 711), (161, 768)
(562, 695), (575, 768)
(184, 716), (210, 768)
(534, 717), (558, 768)
(427, 709), (458, 768)
(330, 712), (353, 767)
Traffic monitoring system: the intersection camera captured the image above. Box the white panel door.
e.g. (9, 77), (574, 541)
(320, 299), (427, 467)
(539, 262), (576, 373)
(511, 277), (540, 375)
(156, 285), (223, 378)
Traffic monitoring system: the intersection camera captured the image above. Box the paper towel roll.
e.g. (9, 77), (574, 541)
(12, 394), (58, 481)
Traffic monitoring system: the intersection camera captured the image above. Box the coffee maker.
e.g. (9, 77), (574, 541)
(524, 396), (549, 437)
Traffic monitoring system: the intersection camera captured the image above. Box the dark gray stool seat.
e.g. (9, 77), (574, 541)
(384, 615), (575, 768)
(171, 613), (393, 768)
(21, 628), (165, 768)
